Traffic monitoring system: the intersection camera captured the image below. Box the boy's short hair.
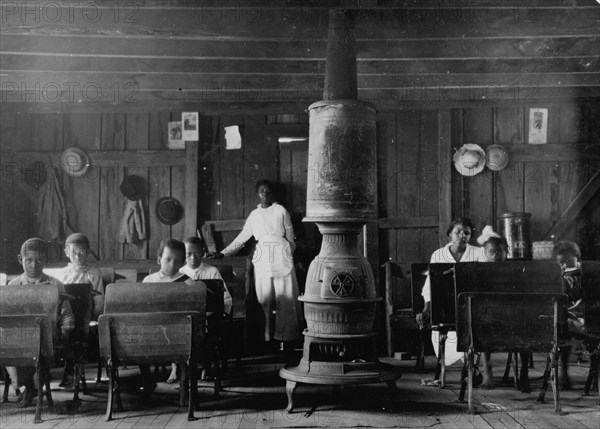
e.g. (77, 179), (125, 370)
(157, 238), (186, 260)
(183, 236), (204, 247)
(65, 233), (90, 249)
(483, 236), (508, 250)
(553, 241), (581, 260)
(20, 238), (48, 256)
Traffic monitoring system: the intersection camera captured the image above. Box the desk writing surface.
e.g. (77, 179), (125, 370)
(429, 263), (455, 327)
(454, 261), (562, 295)
(582, 261), (600, 335)
(104, 281), (207, 318)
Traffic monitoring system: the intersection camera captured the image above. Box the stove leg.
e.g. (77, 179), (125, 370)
(285, 380), (297, 413)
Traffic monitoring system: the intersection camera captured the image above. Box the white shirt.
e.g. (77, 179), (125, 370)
(180, 262), (233, 315)
(421, 243), (483, 302)
(222, 203), (295, 277)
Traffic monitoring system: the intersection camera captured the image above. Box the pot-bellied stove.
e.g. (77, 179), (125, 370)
(279, 9), (401, 413)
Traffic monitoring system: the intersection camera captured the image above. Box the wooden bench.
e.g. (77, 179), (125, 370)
(0, 284), (58, 423)
(98, 281), (207, 422)
(581, 261), (600, 398)
(457, 292), (568, 414)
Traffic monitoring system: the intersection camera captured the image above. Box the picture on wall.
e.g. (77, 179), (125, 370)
(182, 112), (199, 141)
(168, 121), (184, 149)
(528, 108), (548, 144)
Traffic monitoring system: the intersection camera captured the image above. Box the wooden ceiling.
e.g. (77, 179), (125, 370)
(1, 0), (599, 113)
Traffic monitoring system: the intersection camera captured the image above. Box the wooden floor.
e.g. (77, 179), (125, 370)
(1, 352), (598, 428)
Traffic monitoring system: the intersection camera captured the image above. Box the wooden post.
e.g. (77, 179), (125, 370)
(184, 141), (199, 238)
(438, 110), (452, 247)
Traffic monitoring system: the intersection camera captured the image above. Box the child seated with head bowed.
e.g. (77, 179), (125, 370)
(163, 236), (234, 383)
(58, 233), (104, 320)
(141, 238), (188, 392)
(553, 240), (586, 390)
(6, 238), (75, 407)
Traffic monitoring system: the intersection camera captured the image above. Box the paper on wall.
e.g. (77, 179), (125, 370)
(182, 112), (199, 141)
(224, 125), (242, 150)
(528, 108), (548, 144)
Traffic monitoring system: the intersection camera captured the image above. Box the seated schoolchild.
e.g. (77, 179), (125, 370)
(6, 238), (75, 408)
(477, 227), (533, 392)
(56, 232), (104, 388)
(553, 240), (586, 390)
(140, 238), (188, 398)
(476, 226), (508, 390)
(163, 236), (233, 383)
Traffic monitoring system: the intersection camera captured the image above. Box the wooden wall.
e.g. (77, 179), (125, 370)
(451, 102), (600, 259)
(0, 111), (320, 274)
(2, 102), (599, 277)
(377, 101), (600, 309)
(0, 111), (197, 272)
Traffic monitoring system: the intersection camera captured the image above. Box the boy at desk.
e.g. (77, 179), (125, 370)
(477, 226), (509, 390)
(141, 238), (189, 396)
(7, 238), (74, 407)
(56, 232), (104, 388)
(167, 236), (233, 383)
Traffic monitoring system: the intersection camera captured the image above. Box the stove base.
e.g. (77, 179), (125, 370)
(279, 362), (401, 413)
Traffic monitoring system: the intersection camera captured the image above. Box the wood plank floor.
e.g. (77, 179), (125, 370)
(1, 352), (598, 428)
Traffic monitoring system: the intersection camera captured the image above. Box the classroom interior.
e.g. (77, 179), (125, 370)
(1, 1), (599, 428)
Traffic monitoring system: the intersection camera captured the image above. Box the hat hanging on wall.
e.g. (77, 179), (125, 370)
(120, 175), (145, 201)
(60, 147), (90, 177)
(485, 144), (509, 171)
(156, 197), (184, 225)
(453, 143), (486, 176)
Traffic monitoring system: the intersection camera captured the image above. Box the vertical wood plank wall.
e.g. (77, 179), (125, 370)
(0, 111), (197, 272)
(1, 102), (599, 277)
(451, 103), (600, 259)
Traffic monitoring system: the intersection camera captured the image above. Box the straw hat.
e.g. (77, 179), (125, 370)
(485, 144), (509, 171)
(453, 144), (485, 176)
(60, 147), (90, 177)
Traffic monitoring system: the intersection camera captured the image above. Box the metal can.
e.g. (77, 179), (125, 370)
(497, 212), (532, 260)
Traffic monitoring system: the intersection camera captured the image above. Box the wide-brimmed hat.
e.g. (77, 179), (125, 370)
(485, 144), (509, 171)
(156, 197), (183, 225)
(453, 144), (486, 176)
(60, 147), (90, 177)
(120, 175), (145, 201)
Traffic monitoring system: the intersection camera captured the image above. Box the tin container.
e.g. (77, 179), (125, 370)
(497, 212), (532, 260)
